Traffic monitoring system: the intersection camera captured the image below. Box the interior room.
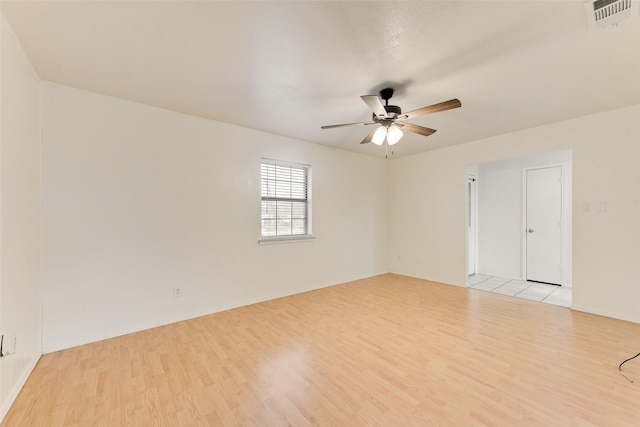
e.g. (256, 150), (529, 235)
(1, 1), (639, 425)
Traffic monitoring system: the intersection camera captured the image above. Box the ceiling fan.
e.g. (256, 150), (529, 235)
(321, 88), (461, 147)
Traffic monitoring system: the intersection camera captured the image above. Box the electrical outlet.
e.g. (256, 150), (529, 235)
(173, 287), (182, 298)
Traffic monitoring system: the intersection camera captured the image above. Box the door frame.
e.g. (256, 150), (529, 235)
(466, 174), (478, 277)
(521, 162), (572, 287)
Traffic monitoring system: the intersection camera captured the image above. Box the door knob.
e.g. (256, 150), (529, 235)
(527, 229), (534, 233)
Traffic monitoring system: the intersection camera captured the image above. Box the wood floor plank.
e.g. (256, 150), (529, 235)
(3, 273), (640, 426)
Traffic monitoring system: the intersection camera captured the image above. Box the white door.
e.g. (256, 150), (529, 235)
(525, 166), (562, 285)
(467, 176), (477, 275)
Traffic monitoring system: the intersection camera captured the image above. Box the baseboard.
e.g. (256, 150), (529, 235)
(571, 304), (640, 324)
(0, 353), (41, 424)
(389, 271), (467, 288)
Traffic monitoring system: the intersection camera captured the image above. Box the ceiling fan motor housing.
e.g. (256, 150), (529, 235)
(384, 105), (401, 115)
(373, 104), (401, 121)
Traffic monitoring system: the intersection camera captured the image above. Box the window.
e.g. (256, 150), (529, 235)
(261, 159), (311, 240)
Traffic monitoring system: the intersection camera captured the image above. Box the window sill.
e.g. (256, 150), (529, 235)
(258, 235), (315, 245)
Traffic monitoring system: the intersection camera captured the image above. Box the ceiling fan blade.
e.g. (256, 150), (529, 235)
(401, 98), (461, 120)
(321, 122), (376, 129)
(360, 127), (380, 144)
(397, 122), (437, 137)
(361, 95), (387, 119)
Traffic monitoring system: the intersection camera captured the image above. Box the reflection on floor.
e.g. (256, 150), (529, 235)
(468, 274), (572, 307)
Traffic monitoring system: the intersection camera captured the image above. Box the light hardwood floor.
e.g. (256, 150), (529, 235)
(3, 274), (640, 426)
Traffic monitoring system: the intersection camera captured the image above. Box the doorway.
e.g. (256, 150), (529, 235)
(467, 175), (477, 276)
(466, 150), (572, 295)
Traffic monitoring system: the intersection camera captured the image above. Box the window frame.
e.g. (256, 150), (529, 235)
(259, 158), (313, 243)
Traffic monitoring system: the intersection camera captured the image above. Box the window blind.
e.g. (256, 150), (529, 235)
(261, 159), (311, 238)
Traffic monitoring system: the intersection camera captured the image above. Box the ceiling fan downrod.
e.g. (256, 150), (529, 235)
(378, 88), (401, 118)
(379, 88), (394, 106)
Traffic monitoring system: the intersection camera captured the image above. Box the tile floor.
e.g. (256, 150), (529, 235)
(468, 274), (572, 307)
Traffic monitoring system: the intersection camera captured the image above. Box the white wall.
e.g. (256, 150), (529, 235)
(475, 150), (571, 280)
(0, 13), (42, 422)
(41, 82), (389, 352)
(389, 104), (640, 323)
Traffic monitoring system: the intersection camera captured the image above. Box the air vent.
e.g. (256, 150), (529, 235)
(586, 0), (639, 31)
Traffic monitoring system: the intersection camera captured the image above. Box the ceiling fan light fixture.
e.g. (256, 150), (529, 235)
(372, 126), (387, 145)
(387, 125), (403, 145)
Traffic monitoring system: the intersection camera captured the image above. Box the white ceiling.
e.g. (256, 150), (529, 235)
(2, 1), (639, 158)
